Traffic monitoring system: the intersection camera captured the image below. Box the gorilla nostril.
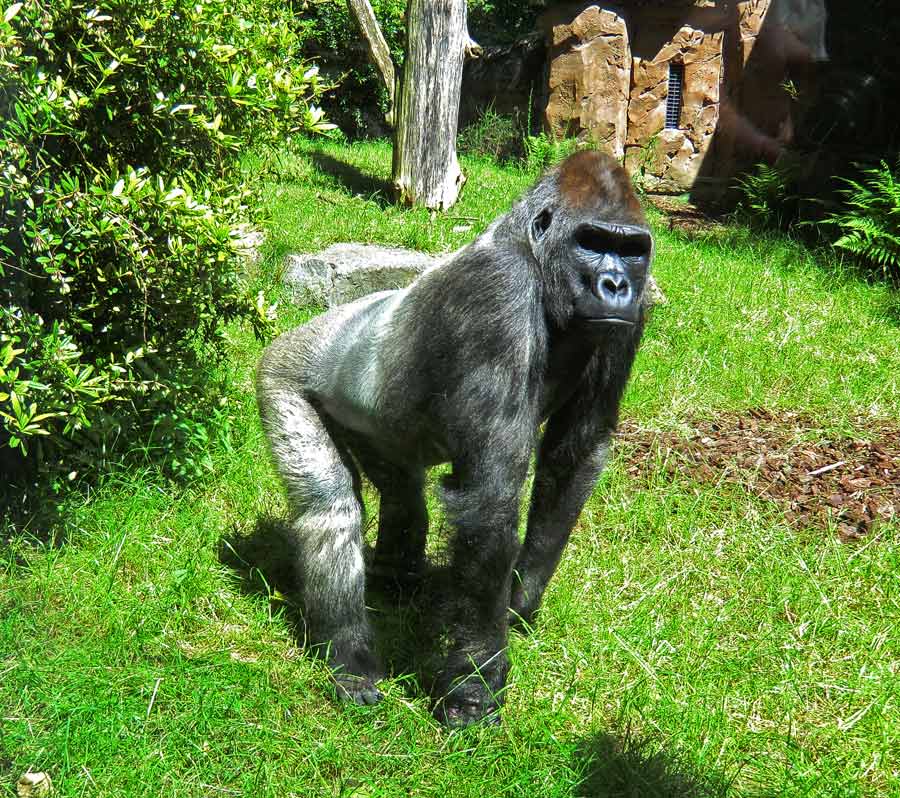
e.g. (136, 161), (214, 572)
(599, 274), (629, 298)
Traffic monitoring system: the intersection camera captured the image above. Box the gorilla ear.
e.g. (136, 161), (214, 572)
(532, 208), (553, 241)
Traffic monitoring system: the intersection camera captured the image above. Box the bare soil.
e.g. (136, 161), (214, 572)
(619, 409), (900, 541)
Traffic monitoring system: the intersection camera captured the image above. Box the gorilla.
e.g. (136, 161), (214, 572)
(256, 149), (653, 726)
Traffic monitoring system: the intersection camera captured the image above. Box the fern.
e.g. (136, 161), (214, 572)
(823, 159), (900, 279)
(734, 163), (796, 230)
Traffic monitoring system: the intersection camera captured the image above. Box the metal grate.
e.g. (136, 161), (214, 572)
(665, 63), (684, 129)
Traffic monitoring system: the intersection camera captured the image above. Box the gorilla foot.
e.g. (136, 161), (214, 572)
(317, 637), (384, 707)
(333, 671), (384, 706)
(434, 682), (502, 728)
(433, 653), (508, 728)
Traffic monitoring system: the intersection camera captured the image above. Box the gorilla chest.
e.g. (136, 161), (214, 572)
(539, 335), (601, 418)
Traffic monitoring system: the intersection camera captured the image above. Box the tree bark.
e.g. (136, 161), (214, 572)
(393, 0), (468, 209)
(346, 0), (397, 124)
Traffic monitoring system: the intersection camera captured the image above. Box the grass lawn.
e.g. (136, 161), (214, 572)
(2, 137), (898, 798)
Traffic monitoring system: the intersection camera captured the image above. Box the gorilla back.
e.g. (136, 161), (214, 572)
(256, 149), (652, 726)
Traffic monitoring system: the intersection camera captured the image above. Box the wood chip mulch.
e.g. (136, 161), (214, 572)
(618, 409), (900, 542)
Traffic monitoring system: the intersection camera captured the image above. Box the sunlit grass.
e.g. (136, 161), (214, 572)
(2, 136), (898, 798)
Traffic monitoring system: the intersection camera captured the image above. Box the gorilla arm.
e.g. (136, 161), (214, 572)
(511, 329), (641, 626)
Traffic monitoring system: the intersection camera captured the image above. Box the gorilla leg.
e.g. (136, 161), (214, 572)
(258, 388), (382, 704)
(511, 440), (610, 627)
(354, 448), (428, 593)
(434, 456), (526, 727)
(511, 394), (614, 627)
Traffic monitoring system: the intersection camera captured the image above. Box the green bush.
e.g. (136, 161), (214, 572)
(0, 0), (327, 485)
(457, 105), (523, 162)
(523, 131), (578, 172)
(823, 159), (900, 280)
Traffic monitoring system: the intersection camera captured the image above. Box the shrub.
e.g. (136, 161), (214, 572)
(822, 159), (900, 280)
(523, 131), (577, 172)
(0, 0), (327, 485)
(457, 105), (523, 162)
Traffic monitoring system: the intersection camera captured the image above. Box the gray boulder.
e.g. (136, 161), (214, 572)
(284, 243), (446, 307)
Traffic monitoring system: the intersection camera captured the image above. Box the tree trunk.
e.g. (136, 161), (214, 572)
(346, 0), (396, 125)
(393, 0), (468, 209)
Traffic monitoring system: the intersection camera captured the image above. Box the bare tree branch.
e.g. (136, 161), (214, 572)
(346, 0), (396, 125)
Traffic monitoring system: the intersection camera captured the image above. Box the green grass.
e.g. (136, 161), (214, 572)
(2, 137), (899, 797)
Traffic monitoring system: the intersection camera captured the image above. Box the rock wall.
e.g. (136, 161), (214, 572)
(541, 4), (631, 159)
(624, 16), (725, 192)
(459, 33), (546, 130)
(541, 1), (735, 194)
(735, 0), (793, 143)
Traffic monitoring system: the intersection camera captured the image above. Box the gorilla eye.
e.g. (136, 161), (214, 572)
(532, 209), (552, 240)
(575, 226), (651, 259)
(619, 236), (651, 259)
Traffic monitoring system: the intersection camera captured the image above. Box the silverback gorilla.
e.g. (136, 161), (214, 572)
(256, 150), (653, 726)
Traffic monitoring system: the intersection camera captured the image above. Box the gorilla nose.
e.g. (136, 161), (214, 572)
(595, 272), (631, 303)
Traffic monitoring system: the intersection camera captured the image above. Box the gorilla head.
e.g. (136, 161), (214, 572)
(496, 150), (652, 336)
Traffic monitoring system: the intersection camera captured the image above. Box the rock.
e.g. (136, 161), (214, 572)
(284, 251), (331, 305)
(645, 275), (667, 307)
(539, 2), (730, 193)
(231, 224), (265, 265)
(284, 244), (446, 307)
(625, 20), (724, 192)
(738, 0), (768, 47)
(459, 33), (546, 129)
(285, 242), (665, 311)
(541, 4), (631, 160)
(329, 249), (436, 306)
(17, 773), (53, 798)
(727, 0), (809, 159)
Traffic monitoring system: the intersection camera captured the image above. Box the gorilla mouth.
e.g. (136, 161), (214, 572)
(582, 316), (636, 327)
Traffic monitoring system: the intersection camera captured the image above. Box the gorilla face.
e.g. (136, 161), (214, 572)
(525, 151), (653, 336)
(568, 221), (652, 328)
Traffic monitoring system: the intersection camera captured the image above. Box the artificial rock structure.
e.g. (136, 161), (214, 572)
(540, 0), (825, 193)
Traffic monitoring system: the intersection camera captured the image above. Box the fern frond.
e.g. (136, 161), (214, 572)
(825, 160), (900, 278)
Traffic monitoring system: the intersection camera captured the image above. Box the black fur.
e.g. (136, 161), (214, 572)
(256, 150), (652, 726)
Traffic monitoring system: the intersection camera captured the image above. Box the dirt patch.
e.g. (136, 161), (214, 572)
(619, 409), (900, 541)
(645, 194), (725, 236)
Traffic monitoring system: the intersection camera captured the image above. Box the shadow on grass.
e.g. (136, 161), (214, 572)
(220, 516), (299, 600)
(572, 732), (735, 798)
(223, 520), (773, 795)
(1, 482), (67, 554)
(219, 514), (450, 692)
(875, 287), (900, 327)
(310, 152), (394, 206)
(219, 516), (310, 655)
